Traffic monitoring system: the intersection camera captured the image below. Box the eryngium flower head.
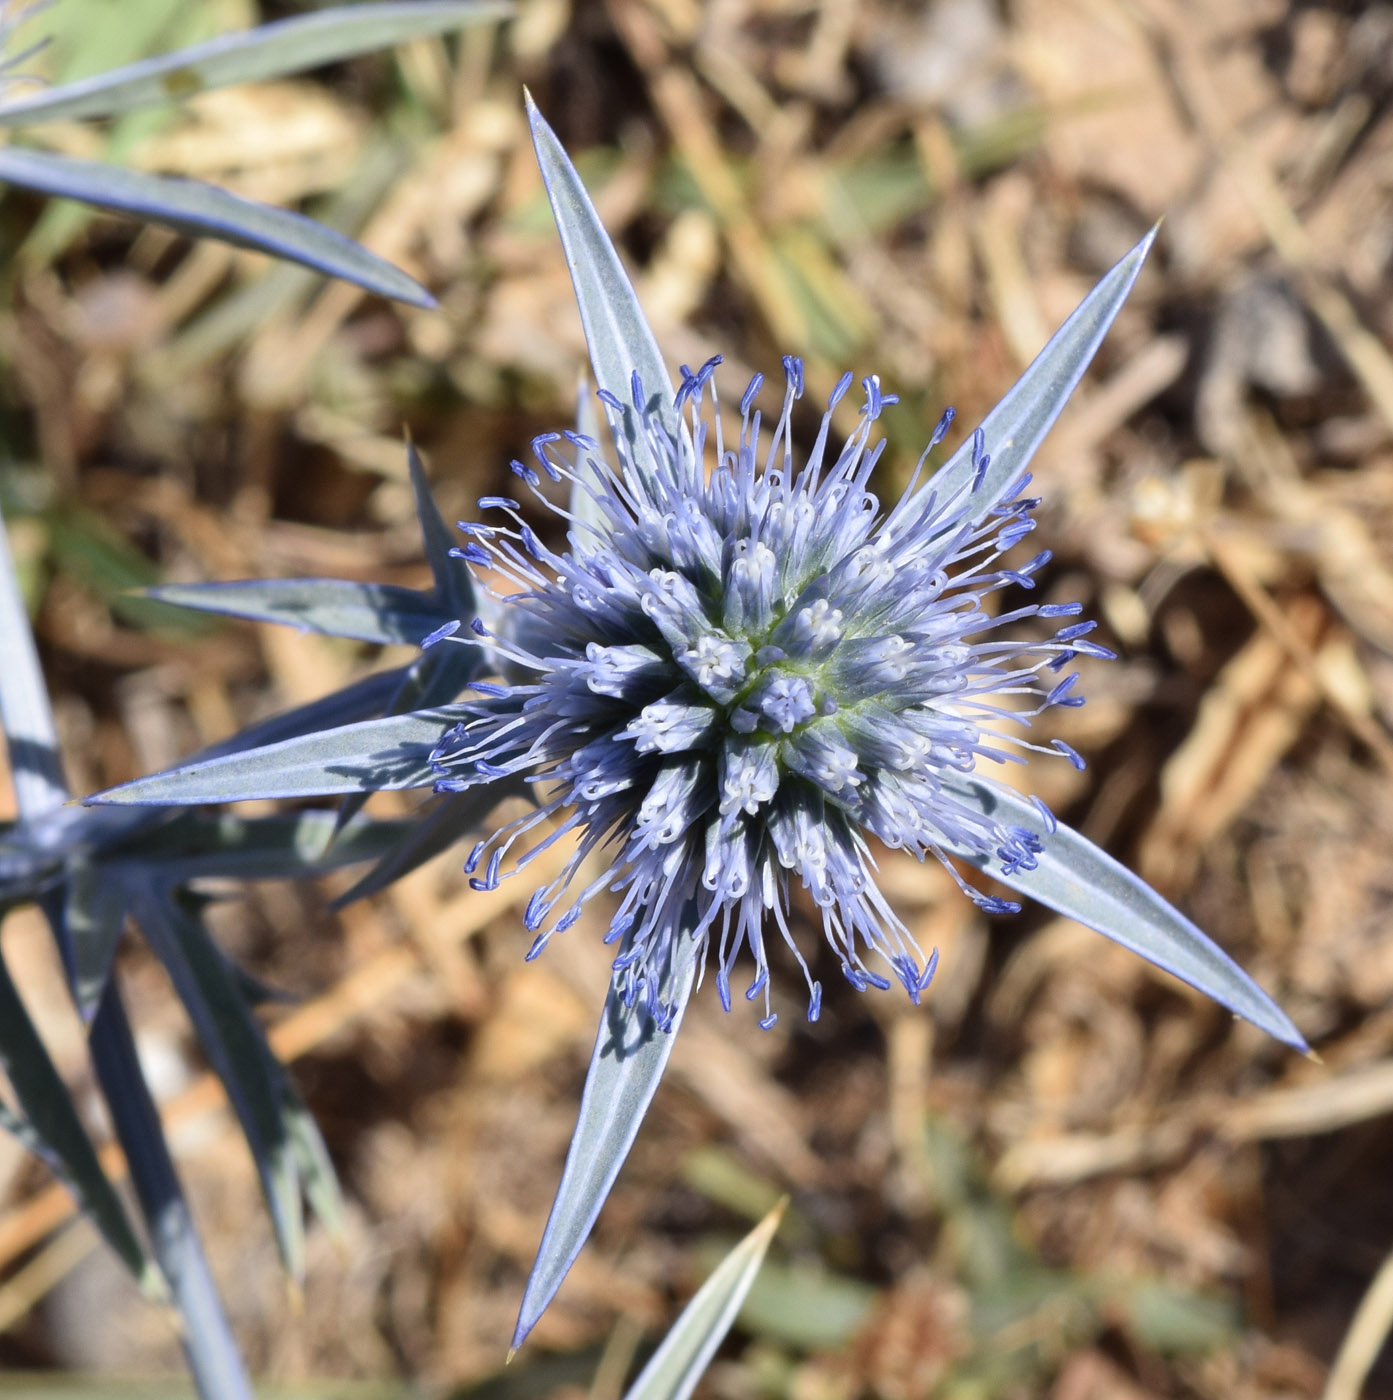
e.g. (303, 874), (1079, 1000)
(429, 356), (1112, 1029)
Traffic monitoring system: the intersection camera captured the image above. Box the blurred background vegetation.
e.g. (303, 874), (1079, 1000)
(2, 0), (1393, 1396)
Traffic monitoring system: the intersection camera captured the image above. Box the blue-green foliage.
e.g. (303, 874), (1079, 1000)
(0, 464), (464, 1398)
(0, 1), (510, 304)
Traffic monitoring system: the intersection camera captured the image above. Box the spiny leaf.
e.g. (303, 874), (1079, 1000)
(938, 773), (1306, 1050)
(87, 982), (254, 1394)
(333, 779), (527, 907)
(135, 891), (305, 1278)
(513, 927), (700, 1353)
(526, 95), (688, 504)
(0, 146), (435, 306)
(332, 642), (482, 837)
(407, 442), (474, 616)
(87, 708), (464, 805)
(926, 224), (1159, 528)
(281, 1086), (346, 1242)
(568, 372), (609, 540)
(143, 578), (454, 645)
(0, 948), (153, 1288)
(201, 665), (412, 760)
(65, 856), (129, 1021)
(329, 448), (478, 835)
(119, 809), (411, 882)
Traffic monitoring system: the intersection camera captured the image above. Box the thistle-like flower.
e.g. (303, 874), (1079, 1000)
(88, 99), (1305, 1352)
(429, 361), (1109, 1029)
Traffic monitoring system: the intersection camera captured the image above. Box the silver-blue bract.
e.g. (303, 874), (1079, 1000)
(431, 364), (1108, 1032)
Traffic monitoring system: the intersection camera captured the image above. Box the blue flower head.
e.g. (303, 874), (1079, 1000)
(89, 99), (1302, 1063)
(428, 356), (1111, 1030)
(86, 99), (1306, 1352)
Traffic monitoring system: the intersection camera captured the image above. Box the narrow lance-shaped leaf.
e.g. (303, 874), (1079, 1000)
(123, 809), (410, 883)
(407, 442), (474, 616)
(65, 667), (431, 1035)
(87, 707), (464, 805)
(65, 856), (130, 1021)
(330, 446), (480, 834)
(0, 501), (67, 820)
(0, 947), (155, 1290)
(622, 1200), (785, 1400)
(59, 666), (411, 870)
(526, 95), (688, 503)
(141, 577), (455, 645)
(927, 224), (1159, 530)
(135, 890), (305, 1278)
(0, 823), (62, 906)
(280, 1086), (346, 1242)
(0, 1), (511, 126)
(151, 445), (479, 647)
(201, 665), (411, 761)
(513, 927), (701, 1353)
(937, 773), (1307, 1051)
(28, 668), (412, 1016)
(87, 980), (255, 1400)
(0, 146), (435, 307)
(181, 890), (347, 1244)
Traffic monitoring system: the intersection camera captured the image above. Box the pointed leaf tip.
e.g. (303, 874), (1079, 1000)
(621, 1199), (785, 1400)
(0, 148), (436, 307)
(512, 930), (700, 1352)
(525, 97), (686, 505)
(939, 774), (1307, 1053)
(87, 708), (462, 806)
(405, 442), (474, 615)
(143, 577), (455, 645)
(925, 221), (1158, 530)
